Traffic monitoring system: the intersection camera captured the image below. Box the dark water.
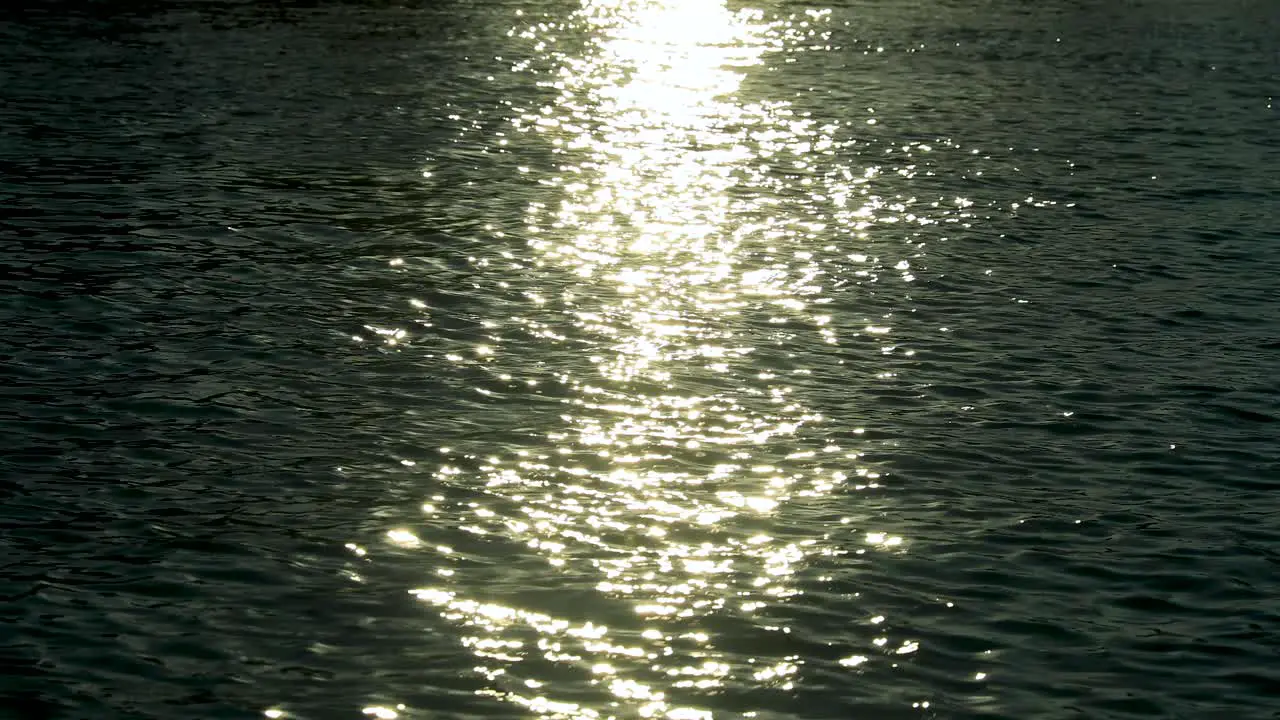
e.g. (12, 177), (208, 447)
(3, 0), (1278, 718)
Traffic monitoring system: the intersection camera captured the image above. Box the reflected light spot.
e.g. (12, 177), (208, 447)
(387, 530), (421, 548)
(866, 532), (903, 547)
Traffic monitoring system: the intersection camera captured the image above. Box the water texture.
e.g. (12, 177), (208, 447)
(1, 1), (1278, 719)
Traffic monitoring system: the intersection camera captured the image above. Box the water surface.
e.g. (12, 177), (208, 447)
(2, 1), (1278, 719)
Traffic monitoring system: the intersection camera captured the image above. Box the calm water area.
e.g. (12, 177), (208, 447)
(2, 0), (1278, 718)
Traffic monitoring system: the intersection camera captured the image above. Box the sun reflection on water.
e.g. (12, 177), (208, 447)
(376, 1), (955, 717)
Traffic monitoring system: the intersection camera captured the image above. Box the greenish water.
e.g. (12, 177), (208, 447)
(1, 1), (1277, 719)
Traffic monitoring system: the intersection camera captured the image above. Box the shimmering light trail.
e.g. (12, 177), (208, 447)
(371, 1), (986, 717)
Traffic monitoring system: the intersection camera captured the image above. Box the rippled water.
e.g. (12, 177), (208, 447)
(2, 1), (1278, 718)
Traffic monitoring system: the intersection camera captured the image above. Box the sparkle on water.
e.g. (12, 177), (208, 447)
(344, 1), (984, 717)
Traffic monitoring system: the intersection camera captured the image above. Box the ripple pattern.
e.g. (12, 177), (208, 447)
(1, 1), (1277, 719)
